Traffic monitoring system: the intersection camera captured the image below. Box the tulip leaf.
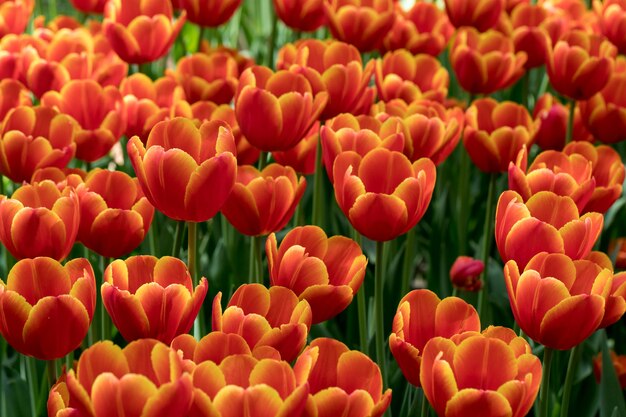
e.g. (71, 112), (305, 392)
(600, 331), (626, 417)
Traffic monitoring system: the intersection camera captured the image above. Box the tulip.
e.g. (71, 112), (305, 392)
(0, 0), (34, 38)
(495, 190), (603, 269)
(0, 257), (95, 360)
(0, 106), (76, 183)
(333, 147), (436, 242)
(511, 3), (552, 68)
(375, 50), (449, 103)
(323, 0), (396, 53)
(0, 181), (79, 261)
(171, 331), (279, 364)
(235, 65), (328, 151)
(221, 164), (306, 236)
(593, 350), (626, 388)
(609, 238), (626, 269)
(128, 118), (237, 222)
(266, 225), (367, 323)
(445, 0), (503, 31)
(120, 73), (185, 107)
(272, 122), (319, 175)
(103, 0), (186, 64)
(533, 93), (593, 150)
(212, 284), (312, 361)
(273, 0), (326, 32)
(0, 79), (32, 121)
(389, 289), (480, 387)
(102, 256), (208, 344)
(180, 0), (242, 27)
(41, 79), (125, 162)
(450, 28), (527, 95)
(504, 252), (618, 349)
(199, 44), (255, 74)
(294, 337), (392, 417)
(420, 326), (542, 417)
(69, 0), (107, 13)
(30, 167), (87, 188)
(596, 0), (626, 55)
(450, 256), (484, 291)
(463, 98), (536, 173)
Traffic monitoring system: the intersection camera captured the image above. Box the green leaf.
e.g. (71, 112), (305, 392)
(600, 330), (626, 417)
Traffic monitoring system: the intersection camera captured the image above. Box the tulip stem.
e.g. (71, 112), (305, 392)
(266, 4), (278, 68)
(560, 344), (583, 417)
(172, 220), (185, 258)
(312, 133), (325, 227)
(401, 227), (416, 297)
(197, 26), (205, 53)
(352, 229), (368, 355)
(477, 173), (497, 323)
(258, 151), (268, 171)
(375, 240), (388, 387)
(539, 347), (554, 417)
(251, 235), (264, 284)
(565, 99), (575, 145)
(457, 149), (471, 255)
(99, 256), (112, 340)
(47, 360), (57, 388)
(420, 388), (430, 417)
(24, 355), (36, 417)
(187, 222), (198, 285)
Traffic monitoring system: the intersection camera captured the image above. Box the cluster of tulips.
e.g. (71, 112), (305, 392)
(1, 0), (626, 416)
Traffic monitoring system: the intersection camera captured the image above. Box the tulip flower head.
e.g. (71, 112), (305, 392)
(273, 0), (326, 32)
(450, 256), (484, 292)
(445, 0), (503, 32)
(533, 93), (593, 150)
(272, 122), (319, 175)
(69, 0), (107, 13)
(0, 0), (34, 38)
(0, 79), (31, 120)
(180, 0), (242, 28)
(593, 350), (626, 388)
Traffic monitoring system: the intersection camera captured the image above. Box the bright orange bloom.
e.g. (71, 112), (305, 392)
(41, 79), (125, 162)
(0, 257), (95, 360)
(450, 256), (484, 291)
(69, 0), (107, 13)
(294, 337), (391, 417)
(103, 0), (186, 64)
(221, 164), (306, 236)
(0, 79), (32, 120)
(0, 181), (79, 260)
(587, 253), (626, 328)
(445, 0), (503, 31)
(383, 2), (454, 56)
(168, 52), (239, 104)
(375, 50), (449, 103)
(47, 339), (195, 416)
(321, 113), (405, 181)
(235, 65), (328, 151)
(199, 44), (255, 75)
(0, 0), (34, 37)
(563, 141), (625, 214)
(533, 93), (593, 150)
(180, 0), (242, 27)
(212, 284), (312, 361)
(547, 30), (616, 100)
(102, 256), (208, 344)
(495, 190), (603, 269)
(389, 289), (480, 387)
(504, 252), (619, 349)
(266, 225), (367, 324)
(333, 148), (436, 242)
(323, 0), (396, 52)
(0, 106), (76, 183)
(170, 331), (268, 364)
(120, 73), (185, 108)
(76, 169), (154, 258)
(594, 350), (626, 388)
(511, 4), (552, 68)
(463, 98), (536, 173)
(128, 118), (237, 222)
(273, 0), (325, 32)
(277, 39), (375, 119)
(596, 0), (626, 54)
(420, 326), (542, 417)
(450, 28), (527, 95)
(272, 122), (319, 175)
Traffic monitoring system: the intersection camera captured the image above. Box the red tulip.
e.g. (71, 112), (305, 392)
(0, 79), (32, 121)
(0, 257), (95, 360)
(445, 0), (503, 31)
(180, 0), (242, 27)
(596, 0), (626, 54)
(594, 350), (626, 388)
(450, 256), (484, 291)
(511, 4), (552, 68)
(273, 0), (325, 32)
(533, 93), (593, 150)
(69, 0), (107, 13)
(272, 122), (319, 175)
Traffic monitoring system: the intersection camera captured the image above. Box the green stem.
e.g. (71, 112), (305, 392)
(375, 241), (387, 387)
(401, 228), (416, 296)
(521, 71), (530, 108)
(47, 359), (57, 388)
(24, 355), (36, 417)
(311, 134), (325, 227)
(457, 149), (471, 255)
(294, 201), (304, 226)
(197, 26), (205, 53)
(477, 173), (497, 322)
(266, 4), (278, 68)
(560, 344), (583, 417)
(99, 256), (112, 340)
(172, 220), (185, 258)
(48, 0), (57, 19)
(64, 353), (72, 373)
(352, 229), (368, 355)
(258, 151), (268, 172)
(420, 388), (430, 417)
(187, 222), (198, 286)
(539, 347), (554, 417)
(252, 235), (264, 285)
(565, 99), (576, 145)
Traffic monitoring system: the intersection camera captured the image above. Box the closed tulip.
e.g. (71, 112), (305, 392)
(389, 289), (480, 387)
(266, 225), (367, 323)
(180, 0), (242, 27)
(596, 0), (626, 54)
(511, 3), (552, 69)
(450, 256), (484, 292)
(272, 122), (319, 175)
(593, 350), (626, 388)
(0, 0), (34, 37)
(0, 257), (95, 360)
(69, 0), (107, 13)
(128, 118), (237, 222)
(533, 93), (593, 150)
(333, 147), (436, 242)
(445, 0), (503, 31)
(273, 0), (325, 32)
(0, 79), (32, 120)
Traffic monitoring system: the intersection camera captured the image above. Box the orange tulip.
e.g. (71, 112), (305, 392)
(128, 118), (237, 222)
(495, 190), (603, 269)
(277, 39), (375, 119)
(294, 337), (391, 417)
(266, 225), (367, 324)
(103, 0), (186, 64)
(235, 65), (328, 151)
(333, 147), (436, 242)
(171, 331), (271, 364)
(389, 289), (480, 387)
(120, 73), (185, 108)
(511, 4), (552, 68)
(212, 284), (312, 361)
(450, 256), (484, 291)
(0, 181), (79, 260)
(594, 350), (626, 388)
(0, 257), (95, 360)
(375, 50), (449, 103)
(504, 252), (619, 349)
(463, 98), (536, 173)
(0, 106), (76, 183)
(30, 166), (87, 188)
(274, 0), (325, 32)
(69, 0), (107, 13)
(320, 113), (405, 182)
(221, 164), (306, 236)
(272, 122), (319, 175)
(533, 93), (593, 150)
(180, 0), (242, 27)
(0, 0), (34, 38)
(382, 2), (454, 56)
(420, 326), (542, 416)
(596, 0), (626, 54)
(41, 79), (125, 162)
(0, 79), (32, 120)
(563, 141), (625, 214)
(323, 0), (396, 52)
(547, 30), (616, 100)
(102, 256), (208, 344)
(450, 28), (527, 95)
(445, 0), (503, 31)
(199, 44), (255, 75)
